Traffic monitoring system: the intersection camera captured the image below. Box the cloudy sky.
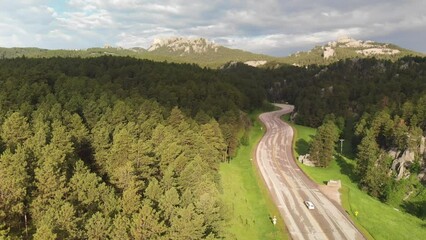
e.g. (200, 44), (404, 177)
(1, 0), (425, 56)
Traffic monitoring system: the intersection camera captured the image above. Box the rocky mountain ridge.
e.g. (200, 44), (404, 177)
(281, 36), (423, 66)
(147, 37), (219, 55)
(0, 36), (423, 68)
(323, 36), (401, 59)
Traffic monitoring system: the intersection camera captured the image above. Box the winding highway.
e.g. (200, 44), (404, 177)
(255, 104), (364, 240)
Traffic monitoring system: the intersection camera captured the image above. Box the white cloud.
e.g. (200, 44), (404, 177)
(0, 0), (425, 55)
(57, 9), (114, 30)
(115, 27), (179, 48)
(48, 29), (72, 41)
(115, 33), (153, 48)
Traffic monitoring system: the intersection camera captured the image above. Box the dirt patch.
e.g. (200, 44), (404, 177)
(319, 185), (341, 205)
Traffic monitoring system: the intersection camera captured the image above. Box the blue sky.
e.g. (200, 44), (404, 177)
(1, 0), (425, 56)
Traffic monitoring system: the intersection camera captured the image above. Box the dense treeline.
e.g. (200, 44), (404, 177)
(0, 56), (267, 239)
(265, 57), (426, 127)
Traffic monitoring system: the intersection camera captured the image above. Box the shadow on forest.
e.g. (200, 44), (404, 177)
(401, 200), (426, 221)
(335, 155), (358, 183)
(295, 139), (310, 156)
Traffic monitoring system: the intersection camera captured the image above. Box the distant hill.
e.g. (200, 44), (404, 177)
(0, 37), (274, 68)
(146, 37), (277, 67)
(276, 36), (424, 66)
(0, 36), (423, 68)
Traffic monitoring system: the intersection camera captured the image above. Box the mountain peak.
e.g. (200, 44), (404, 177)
(282, 36), (422, 66)
(147, 37), (219, 55)
(323, 36), (401, 59)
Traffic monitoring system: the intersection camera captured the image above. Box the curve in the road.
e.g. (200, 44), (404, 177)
(255, 104), (365, 240)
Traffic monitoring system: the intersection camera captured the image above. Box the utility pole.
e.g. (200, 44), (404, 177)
(339, 139), (344, 154)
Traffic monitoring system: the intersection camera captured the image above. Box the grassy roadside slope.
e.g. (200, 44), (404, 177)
(220, 111), (289, 240)
(284, 115), (426, 240)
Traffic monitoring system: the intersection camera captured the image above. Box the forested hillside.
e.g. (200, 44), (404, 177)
(0, 56), (267, 239)
(266, 57), (426, 127)
(2, 53), (425, 238)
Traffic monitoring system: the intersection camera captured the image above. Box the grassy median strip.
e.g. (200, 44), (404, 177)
(284, 115), (426, 240)
(220, 111), (289, 240)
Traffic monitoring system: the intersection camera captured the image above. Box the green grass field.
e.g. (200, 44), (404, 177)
(220, 112), (289, 240)
(285, 116), (426, 240)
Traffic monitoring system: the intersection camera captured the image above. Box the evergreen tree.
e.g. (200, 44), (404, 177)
(309, 121), (339, 167)
(356, 132), (391, 200)
(121, 180), (141, 216)
(110, 214), (131, 240)
(169, 204), (205, 240)
(31, 147), (69, 230)
(33, 224), (57, 240)
(108, 125), (137, 188)
(85, 212), (111, 240)
(0, 221), (10, 240)
(0, 112), (32, 150)
(131, 204), (166, 239)
(144, 178), (163, 204)
(159, 187), (180, 220)
(0, 146), (29, 235)
(132, 139), (158, 182)
(69, 160), (105, 216)
(201, 119), (227, 163)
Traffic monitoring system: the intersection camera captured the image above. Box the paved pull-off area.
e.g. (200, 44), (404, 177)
(256, 104), (365, 240)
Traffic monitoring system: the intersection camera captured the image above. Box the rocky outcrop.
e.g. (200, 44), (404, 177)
(390, 136), (426, 181)
(419, 170), (426, 182)
(420, 137), (426, 182)
(336, 36), (375, 48)
(147, 37), (219, 55)
(356, 48), (400, 56)
(244, 60), (267, 67)
(322, 36), (402, 59)
(323, 46), (335, 59)
(390, 149), (416, 180)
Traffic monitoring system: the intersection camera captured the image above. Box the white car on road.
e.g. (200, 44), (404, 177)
(304, 200), (315, 209)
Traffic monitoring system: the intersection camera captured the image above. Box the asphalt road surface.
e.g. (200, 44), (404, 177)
(256, 104), (365, 240)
